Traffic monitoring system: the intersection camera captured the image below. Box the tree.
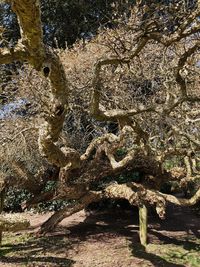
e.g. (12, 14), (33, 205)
(0, 0), (200, 246)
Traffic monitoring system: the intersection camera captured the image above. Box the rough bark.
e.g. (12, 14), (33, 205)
(10, 0), (45, 69)
(40, 181), (200, 233)
(40, 191), (101, 234)
(6, 0), (76, 168)
(0, 44), (28, 64)
(139, 204), (148, 247)
(1, 0), (200, 245)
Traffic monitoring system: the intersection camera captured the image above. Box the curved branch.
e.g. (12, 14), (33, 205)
(160, 188), (200, 206)
(104, 183), (166, 219)
(104, 182), (200, 217)
(81, 133), (118, 161)
(149, 8), (200, 46)
(10, 0), (45, 69)
(8, 0), (79, 168)
(0, 44), (28, 64)
(21, 190), (55, 210)
(172, 126), (200, 148)
(91, 37), (149, 121)
(40, 191), (101, 234)
(176, 42), (200, 97)
(106, 149), (136, 170)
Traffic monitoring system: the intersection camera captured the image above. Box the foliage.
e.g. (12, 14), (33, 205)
(36, 181), (72, 212)
(4, 182), (71, 213)
(0, 1), (198, 48)
(0, 0), (135, 48)
(4, 187), (32, 212)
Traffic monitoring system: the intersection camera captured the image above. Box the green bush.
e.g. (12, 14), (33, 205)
(4, 182), (71, 213)
(4, 187), (32, 212)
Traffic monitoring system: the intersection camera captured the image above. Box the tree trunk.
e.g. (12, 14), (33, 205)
(39, 202), (84, 234)
(40, 192), (101, 234)
(139, 204), (148, 247)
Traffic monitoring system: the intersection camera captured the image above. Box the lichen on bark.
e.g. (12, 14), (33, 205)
(0, 0), (200, 244)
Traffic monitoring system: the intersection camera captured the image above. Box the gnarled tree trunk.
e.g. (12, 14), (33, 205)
(0, 0), (200, 246)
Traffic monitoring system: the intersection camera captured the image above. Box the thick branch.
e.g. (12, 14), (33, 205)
(0, 44), (28, 64)
(21, 191), (55, 210)
(10, 0), (45, 69)
(160, 188), (200, 206)
(104, 183), (166, 219)
(0, 214), (30, 232)
(8, 0), (78, 168)
(81, 133), (119, 161)
(176, 42), (200, 97)
(104, 182), (200, 217)
(40, 191), (101, 233)
(106, 149), (137, 170)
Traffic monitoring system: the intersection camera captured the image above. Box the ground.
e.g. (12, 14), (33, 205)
(0, 205), (199, 267)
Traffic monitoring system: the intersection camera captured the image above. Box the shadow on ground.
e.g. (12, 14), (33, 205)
(0, 204), (199, 266)
(0, 233), (75, 266)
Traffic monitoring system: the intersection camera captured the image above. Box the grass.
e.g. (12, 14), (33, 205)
(0, 232), (73, 266)
(0, 228), (200, 266)
(148, 241), (200, 267)
(130, 236), (200, 267)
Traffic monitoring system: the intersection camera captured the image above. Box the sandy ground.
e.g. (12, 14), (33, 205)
(0, 205), (199, 267)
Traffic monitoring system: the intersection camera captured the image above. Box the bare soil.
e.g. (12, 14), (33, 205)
(0, 205), (199, 267)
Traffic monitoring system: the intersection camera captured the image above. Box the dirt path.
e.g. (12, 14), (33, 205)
(0, 205), (199, 267)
